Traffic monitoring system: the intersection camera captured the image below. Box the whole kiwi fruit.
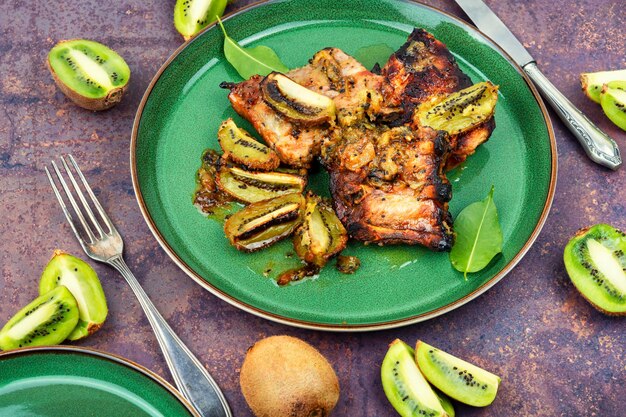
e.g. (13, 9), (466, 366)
(240, 335), (340, 417)
(47, 39), (130, 111)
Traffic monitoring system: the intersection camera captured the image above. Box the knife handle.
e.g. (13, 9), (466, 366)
(523, 62), (622, 170)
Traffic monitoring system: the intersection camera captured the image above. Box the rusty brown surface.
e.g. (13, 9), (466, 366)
(0, 0), (624, 416)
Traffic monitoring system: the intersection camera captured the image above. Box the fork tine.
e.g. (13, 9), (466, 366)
(67, 154), (116, 235)
(45, 166), (89, 249)
(60, 156), (106, 238)
(50, 160), (97, 244)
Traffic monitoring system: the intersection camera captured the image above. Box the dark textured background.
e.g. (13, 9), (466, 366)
(1, 1), (624, 416)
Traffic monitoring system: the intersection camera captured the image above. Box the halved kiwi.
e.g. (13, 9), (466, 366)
(580, 69), (626, 103)
(217, 118), (280, 170)
(40, 250), (108, 341)
(381, 339), (448, 417)
(174, 0), (227, 41)
(563, 224), (626, 315)
(415, 341), (500, 407)
(0, 286), (79, 351)
(47, 39), (130, 111)
(600, 81), (626, 131)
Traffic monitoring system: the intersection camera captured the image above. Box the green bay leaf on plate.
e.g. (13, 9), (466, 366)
(217, 17), (289, 79)
(450, 186), (503, 278)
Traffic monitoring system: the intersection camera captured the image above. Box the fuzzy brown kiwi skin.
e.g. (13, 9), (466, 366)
(46, 41), (129, 111)
(568, 226), (626, 317)
(240, 335), (339, 417)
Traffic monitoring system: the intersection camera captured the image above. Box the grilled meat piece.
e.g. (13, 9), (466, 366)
(382, 29), (496, 169)
(325, 125), (453, 250)
(222, 75), (329, 168)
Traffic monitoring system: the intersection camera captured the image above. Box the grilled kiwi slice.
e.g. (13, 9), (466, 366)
(600, 81), (626, 131)
(39, 250), (108, 341)
(174, 0), (227, 40)
(381, 339), (448, 417)
(293, 193), (348, 267)
(261, 72), (336, 124)
(216, 166), (306, 203)
(417, 81), (498, 135)
(415, 341), (500, 407)
(0, 286), (79, 351)
(47, 39), (130, 111)
(224, 193), (304, 251)
(580, 69), (626, 103)
(218, 118), (280, 170)
(564, 224), (626, 315)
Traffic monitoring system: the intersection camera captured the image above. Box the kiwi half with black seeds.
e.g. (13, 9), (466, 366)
(600, 81), (626, 131)
(0, 286), (79, 351)
(47, 39), (130, 111)
(564, 224), (626, 315)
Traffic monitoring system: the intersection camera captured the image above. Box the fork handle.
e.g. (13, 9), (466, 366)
(108, 256), (232, 417)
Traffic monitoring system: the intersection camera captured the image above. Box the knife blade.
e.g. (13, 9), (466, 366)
(455, 0), (622, 170)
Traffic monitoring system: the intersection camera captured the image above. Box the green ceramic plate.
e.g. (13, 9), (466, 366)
(0, 346), (198, 417)
(131, 0), (556, 330)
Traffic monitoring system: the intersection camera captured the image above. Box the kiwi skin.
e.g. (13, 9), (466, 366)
(47, 39), (129, 111)
(240, 335), (340, 417)
(564, 225), (626, 316)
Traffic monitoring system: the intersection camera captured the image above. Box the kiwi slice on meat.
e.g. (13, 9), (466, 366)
(0, 286), (79, 351)
(40, 250), (108, 341)
(600, 81), (626, 131)
(580, 69), (626, 104)
(563, 224), (626, 315)
(174, 0), (227, 41)
(48, 39), (130, 111)
(415, 341), (500, 407)
(381, 339), (448, 417)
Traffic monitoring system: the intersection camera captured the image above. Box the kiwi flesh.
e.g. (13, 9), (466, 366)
(240, 335), (339, 417)
(580, 69), (626, 103)
(563, 224), (626, 315)
(434, 389), (455, 417)
(174, 0), (227, 41)
(48, 39), (130, 111)
(39, 250), (108, 341)
(415, 341), (500, 407)
(0, 286), (79, 351)
(600, 81), (626, 131)
(381, 339), (448, 417)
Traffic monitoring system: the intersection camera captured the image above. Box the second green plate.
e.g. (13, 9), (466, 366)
(131, 0), (556, 330)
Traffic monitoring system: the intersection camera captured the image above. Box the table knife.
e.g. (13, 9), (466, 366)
(455, 0), (622, 170)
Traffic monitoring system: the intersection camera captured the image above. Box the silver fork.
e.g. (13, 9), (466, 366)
(45, 155), (232, 417)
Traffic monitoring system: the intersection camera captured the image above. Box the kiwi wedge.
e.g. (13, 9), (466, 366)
(48, 39), (130, 111)
(563, 224), (626, 315)
(600, 81), (626, 131)
(217, 118), (280, 170)
(0, 286), (79, 351)
(435, 389), (455, 417)
(381, 339), (448, 417)
(40, 250), (108, 341)
(415, 341), (500, 407)
(416, 81), (498, 135)
(174, 0), (227, 41)
(580, 69), (626, 103)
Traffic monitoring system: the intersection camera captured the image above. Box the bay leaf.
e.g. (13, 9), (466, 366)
(217, 17), (289, 80)
(450, 186), (503, 279)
